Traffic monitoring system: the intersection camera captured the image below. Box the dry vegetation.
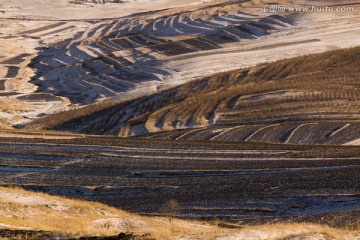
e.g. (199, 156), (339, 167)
(0, 186), (359, 239)
(0, 186), (227, 239)
(25, 46), (360, 142)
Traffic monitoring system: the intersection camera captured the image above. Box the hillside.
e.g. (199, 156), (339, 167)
(0, 186), (359, 239)
(1, 0), (360, 126)
(26, 46), (360, 145)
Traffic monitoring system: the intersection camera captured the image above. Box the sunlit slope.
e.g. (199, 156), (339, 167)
(1, 186), (358, 239)
(0, 186), (227, 239)
(26, 47), (360, 144)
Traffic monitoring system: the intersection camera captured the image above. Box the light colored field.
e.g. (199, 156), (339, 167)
(344, 138), (360, 146)
(0, 186), (358, 239)
(0, 0), (219, 20)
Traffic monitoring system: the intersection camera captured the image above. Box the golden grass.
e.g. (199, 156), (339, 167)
(253, 223), (356, 240)
(0, 186), (228, 239)
(0, 186), (359, 239)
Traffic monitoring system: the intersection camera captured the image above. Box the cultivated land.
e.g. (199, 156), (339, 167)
(0, 0), (359, 125)
(27, 47), (360, 146)
(0, 135), (359, 229)
(0, 0), (360, 239)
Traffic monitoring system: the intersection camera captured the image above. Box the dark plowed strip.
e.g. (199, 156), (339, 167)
(97, 76), (130, 92)
(234, 25), (254, 35)
(197, 37), (221, 49)
(106, 70), (152, 83)
(17, 93), (61, 102)
(203, 33), (237, 44)
(0, 165), (52, 173)
(38, 26), (76, 37)
(247, 22), (274, 31)
(150, 42), (197, 56)
(0, 92), (20, 97)
(4, 66), (19, 78)
(269, 15), (293, 24)
(110, 38), (135, 49)
(85, 78), (116, 93)
(0, 54), (31, 65)
(127, 35), (157, 46)
(20, 22), (66, 35)
(0, 80), (6, 91)
(81, 63), (97, 75)
(260, 17), (287, 27)
(181, 38), (220, 51)
(98, 58), (123, 71)
(143, 34), (169, 44)
(109, 55), (132, 66)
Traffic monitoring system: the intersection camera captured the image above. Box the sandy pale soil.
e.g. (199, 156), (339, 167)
(159, 9), (360, 93)
(344, 138), (360, 146)
(0, 0), (219, 20)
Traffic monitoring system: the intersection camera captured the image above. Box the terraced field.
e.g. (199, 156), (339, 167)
(26, 0), (360, 105)
(27, 47), (360, 145)
(0, 0), (359, 128)
(28, 2), (296, 104)
(0, 1), (360, 236)
(0, 0), (224, 125)
(0, 19), (87, 125)
(0, 136), (359, 228)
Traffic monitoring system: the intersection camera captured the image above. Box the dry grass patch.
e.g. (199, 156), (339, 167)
(0, 186), (228, 239)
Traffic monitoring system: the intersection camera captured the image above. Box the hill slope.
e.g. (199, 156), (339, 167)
(1, 0), (360, 126)
(26, 46), (360, 145)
